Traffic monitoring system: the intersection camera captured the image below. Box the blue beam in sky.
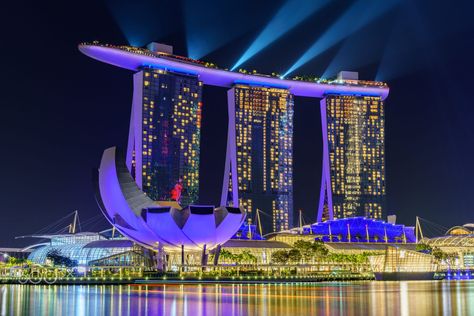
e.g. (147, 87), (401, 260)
(231, 0), (330, 71)
(283, 0), (400, 78)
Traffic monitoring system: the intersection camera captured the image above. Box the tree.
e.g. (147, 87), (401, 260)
(293, 240), (328, 263)
(311, 241), (329, 257)
(326, 252), (373, 264)
(219, 249), (239, 264)
(416, 243), (433, 254)
(240, 250), (257, 264)
(293, 240), (313, 263)
(271, 250), (290, 264)
(288, 249), (302, 264)
(431, 247), (457, 265)
(46, 249), (77, 267)
(219, 249), (234, 263)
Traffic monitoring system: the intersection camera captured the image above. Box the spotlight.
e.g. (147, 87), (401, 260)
(231, 0), (330, 70)
(283, 0), (399, 77)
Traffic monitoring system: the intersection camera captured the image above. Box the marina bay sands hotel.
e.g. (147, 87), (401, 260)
(80, 42), (388, 234)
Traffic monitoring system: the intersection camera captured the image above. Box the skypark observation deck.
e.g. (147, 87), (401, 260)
(78, 42), (389, 100)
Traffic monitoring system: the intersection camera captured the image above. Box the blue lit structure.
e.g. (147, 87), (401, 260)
(232, 223), (265, 241)
(290, 217), (415, 243)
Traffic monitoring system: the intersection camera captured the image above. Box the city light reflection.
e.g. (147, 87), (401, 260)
(0, 282), (474, 315)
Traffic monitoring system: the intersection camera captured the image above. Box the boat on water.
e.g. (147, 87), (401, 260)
(369, 246), (438, 281)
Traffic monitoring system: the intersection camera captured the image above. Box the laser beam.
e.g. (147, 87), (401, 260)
(185, 0), (271, 60)
(106, 0), (180, 47)
(231, 0), (330, 71)
(283, 0), (400, 78)
(322, 17), (389, 79)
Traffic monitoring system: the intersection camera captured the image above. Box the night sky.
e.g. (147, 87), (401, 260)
(2, 0), (474, 246)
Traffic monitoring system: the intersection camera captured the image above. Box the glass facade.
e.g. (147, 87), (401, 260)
(134, 67), (202, 205)
(320, 95), (385, 220)
(28, 235), (135, 266)
(224, 85), (294, 233)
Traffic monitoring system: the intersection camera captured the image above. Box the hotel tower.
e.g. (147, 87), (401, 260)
(126, 44), (203, 205)
(221, 84), (294, 233)
(317, 72), (385, 221)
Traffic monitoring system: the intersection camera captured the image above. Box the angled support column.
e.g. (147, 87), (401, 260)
(220, 88), (239, 207)
(317, 98), (334, 222)
(126, 72), (144, 188)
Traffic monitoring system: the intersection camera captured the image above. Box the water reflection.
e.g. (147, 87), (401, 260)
(0, 281), (473, 315)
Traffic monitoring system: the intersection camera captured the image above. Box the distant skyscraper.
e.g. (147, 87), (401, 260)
(221, 84), (294, 233)
(318, 93), (385, 221)
(126, 67), (203, 205)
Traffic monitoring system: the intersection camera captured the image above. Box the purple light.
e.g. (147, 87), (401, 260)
(98, 147), (246, 251)
(79, 44), (389, 100)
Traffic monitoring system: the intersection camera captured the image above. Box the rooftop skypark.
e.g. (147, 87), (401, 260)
(79, 41), (388, 90)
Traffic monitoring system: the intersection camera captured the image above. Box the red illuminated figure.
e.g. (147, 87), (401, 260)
(170, 179), (183, 202)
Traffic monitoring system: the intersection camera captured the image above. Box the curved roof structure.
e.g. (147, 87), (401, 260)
(425, 235), (474, 248)
(446, 224), (474, 236)
(273, 217), (416, 243)
(28, 239), (133, 266)
(79, 43), (389, 100)
(96, 146), (246, 251)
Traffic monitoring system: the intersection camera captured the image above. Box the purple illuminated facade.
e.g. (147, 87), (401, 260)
(96, 146), (245, 252)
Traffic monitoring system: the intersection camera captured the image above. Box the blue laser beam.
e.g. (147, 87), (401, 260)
(282, 0), (400, 78)
(185, 0), (272, 60)
(322, 15), (390, 79)
(230, 0), (330, 71)
(106, 0), (180, 47)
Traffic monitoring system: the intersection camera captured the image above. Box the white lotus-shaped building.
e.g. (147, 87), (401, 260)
(96, 147), (246, 252)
